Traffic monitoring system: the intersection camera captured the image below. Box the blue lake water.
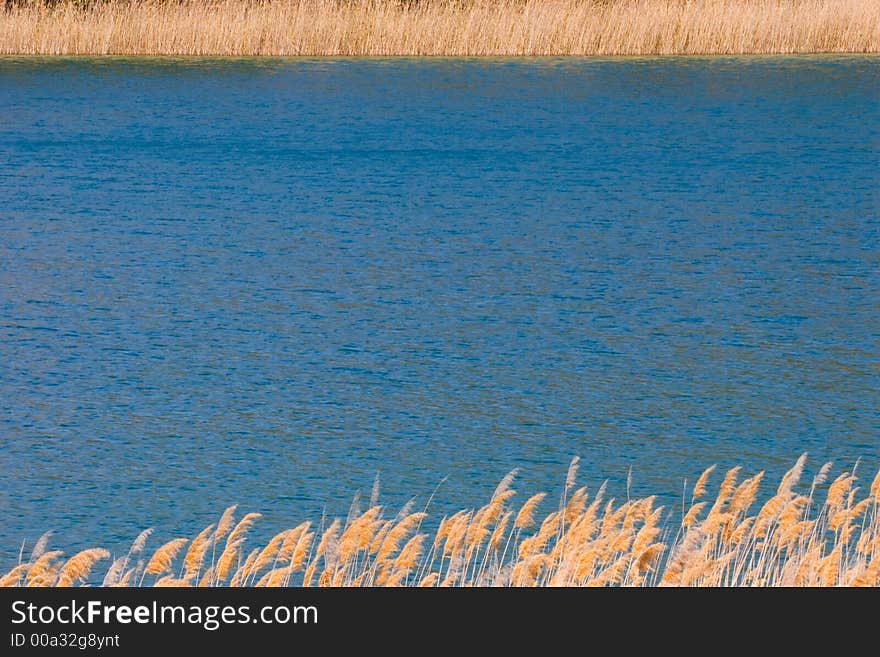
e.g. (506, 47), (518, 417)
(0, 57), (878, 560)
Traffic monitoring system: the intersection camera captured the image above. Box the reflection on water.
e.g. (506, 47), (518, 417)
(0, 57), (877, 558)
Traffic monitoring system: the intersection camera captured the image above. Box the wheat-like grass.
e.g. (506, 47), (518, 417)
(245, 529), (291, 585)
(0, 0), (878, 56)
(514, 493), (547, 530)
(128, 528), (153, 557)
(29, 530), (52, 562)
(56, 548), (111, 587)
(24, 550), (64, 587)
(3, 456), (878, 587)
(143, 537), (189, 579)
(0, 563), (29, 587)
(182, 523), (215, 583)
(214, 512), (262, 584)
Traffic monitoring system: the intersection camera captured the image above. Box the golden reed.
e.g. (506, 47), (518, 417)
(0, 0), (878, 56)
(3, 455), (879, 587)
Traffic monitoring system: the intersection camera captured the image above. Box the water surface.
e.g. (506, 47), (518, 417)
(1, 57), (878, 558)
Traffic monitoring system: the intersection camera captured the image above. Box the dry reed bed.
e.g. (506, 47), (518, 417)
(3, 455), (879, 587)
(1, 0), (878, 56)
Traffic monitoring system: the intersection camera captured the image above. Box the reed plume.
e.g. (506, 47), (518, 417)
(215, 512), (262, 583)
(515, 493), (547, 530)
(25, 550), (64, 587)
(29, 530), (53, 562)
(213, 506), (238, 543)
(182, 523), (215, 583)
(102, 557), (126, 587)
(144, 538), (189, 577)
(493, 469), (519, 501)
(692, 465), (716, 501)
(0, 563), (29, 587)
(56, 549), (110, 586)
(128, 528), (153, 557)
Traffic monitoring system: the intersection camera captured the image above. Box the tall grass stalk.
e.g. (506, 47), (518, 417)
(1, 0), (878, 56)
